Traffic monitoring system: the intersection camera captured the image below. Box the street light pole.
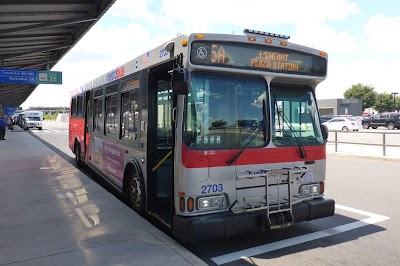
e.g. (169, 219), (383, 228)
(392, 92), (399, 112)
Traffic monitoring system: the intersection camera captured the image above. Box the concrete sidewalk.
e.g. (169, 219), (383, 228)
(0, 131), (207, 265)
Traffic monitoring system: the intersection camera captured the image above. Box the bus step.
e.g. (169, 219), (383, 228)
(264, 211), (295, 230)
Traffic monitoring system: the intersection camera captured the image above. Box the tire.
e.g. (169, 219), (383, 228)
(125, 169), (145, 214)
(38, 127), (42, 130)
(387, 122), (395, 130)
(372, 127), (377, 129)
(74, 142), (83, 167)
(362, 122), (369, 129)
(342, 126), (349, 131)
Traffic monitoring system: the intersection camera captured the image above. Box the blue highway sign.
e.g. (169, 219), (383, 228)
(0, 68), (62, 85)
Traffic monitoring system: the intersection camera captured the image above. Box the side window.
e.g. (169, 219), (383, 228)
(71, 97), (77, 116)
(77, 96), (83, 116)
(121, 91), (139, 142)
(105, 95), (117, 136)
(381, 114), (388, 118)
(93, 98), (103, 133)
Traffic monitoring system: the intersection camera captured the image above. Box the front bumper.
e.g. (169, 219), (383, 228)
(173, 197), (335, 242)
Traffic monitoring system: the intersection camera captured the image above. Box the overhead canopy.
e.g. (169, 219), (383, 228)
(0, 0), (117, 107)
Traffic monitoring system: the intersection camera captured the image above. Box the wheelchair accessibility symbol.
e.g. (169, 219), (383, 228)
(197, 47), (207, 59)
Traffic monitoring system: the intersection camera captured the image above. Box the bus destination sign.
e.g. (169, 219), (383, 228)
(0, 68), (62, 85)
(190, 42), (327, 76)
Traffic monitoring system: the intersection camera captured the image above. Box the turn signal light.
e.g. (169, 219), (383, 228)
(319, 182), (325, 193)
(181, 40), (188, 47)
(187, 197), (194, 212)
(179, 197), (185, 211)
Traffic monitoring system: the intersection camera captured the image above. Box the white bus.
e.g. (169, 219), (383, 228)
(69, 29), (334, 242)
(19, 111), (43, 130)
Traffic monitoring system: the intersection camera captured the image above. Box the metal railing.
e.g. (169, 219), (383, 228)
(327, 130), (400, 157)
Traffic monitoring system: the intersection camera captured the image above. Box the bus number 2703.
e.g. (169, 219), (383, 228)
(201, 184), (223, 194)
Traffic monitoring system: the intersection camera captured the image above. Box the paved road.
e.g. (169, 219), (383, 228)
(30, 121), (400, 265)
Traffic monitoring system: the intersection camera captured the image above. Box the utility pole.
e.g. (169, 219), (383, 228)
(391, 92), (398, 112)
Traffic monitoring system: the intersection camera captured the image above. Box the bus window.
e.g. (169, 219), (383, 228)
(105, 95), (117, 136)
(184, 73), (266, 149)
(271, 84), (324, 146)
(71, 97), (77, 116)
(121, 91), (139, 142)
(77, 96), (83, 116)
(93, 98), (103, 133)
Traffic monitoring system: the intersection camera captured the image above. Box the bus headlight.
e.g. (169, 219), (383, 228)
(197, 195), (226, 210)
(300, 184), (320, 195)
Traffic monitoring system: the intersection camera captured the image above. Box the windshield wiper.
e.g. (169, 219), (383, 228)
(230, 121), (264, 149)
(226, 118), (269, 165)
(277, 110), (307, 159)
(227, 99), (268, 165)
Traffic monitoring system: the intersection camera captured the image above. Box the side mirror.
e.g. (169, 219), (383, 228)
(171, 68), (189, 95)
(321, 124), (329, 141)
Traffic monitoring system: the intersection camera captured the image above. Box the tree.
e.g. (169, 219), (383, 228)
(344, 83), (377, 110)
(373, 93), (394, 113)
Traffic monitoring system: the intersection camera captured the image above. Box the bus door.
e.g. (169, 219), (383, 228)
(147, 64), (175, 225)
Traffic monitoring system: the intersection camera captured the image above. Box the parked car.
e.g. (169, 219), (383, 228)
(320, 115), (336, 123)
(362, 112), (400, 130)
(322, 117), (362, 131)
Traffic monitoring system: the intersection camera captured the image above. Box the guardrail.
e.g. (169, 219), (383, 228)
(327, 130), (400, 157)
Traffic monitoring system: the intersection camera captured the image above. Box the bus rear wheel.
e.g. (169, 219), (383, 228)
(74, 142), (82, 167)
(125, 171), (145, 214)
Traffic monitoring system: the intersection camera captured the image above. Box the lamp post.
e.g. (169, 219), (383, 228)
(391, 92), (398, 112)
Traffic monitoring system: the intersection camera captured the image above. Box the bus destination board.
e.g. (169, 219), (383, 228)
(190, 42), (326, 76)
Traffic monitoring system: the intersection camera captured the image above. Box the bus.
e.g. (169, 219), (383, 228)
(19, 111), (43, 130)
(69, 29), (334, 242)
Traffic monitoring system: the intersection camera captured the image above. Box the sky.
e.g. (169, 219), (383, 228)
(21, 0), (400, 109)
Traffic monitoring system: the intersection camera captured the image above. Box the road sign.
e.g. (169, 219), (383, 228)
(0, 68), (62, 85)
(3, 107), (18, 117)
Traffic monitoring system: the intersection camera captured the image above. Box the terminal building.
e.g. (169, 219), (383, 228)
(317, 98), (363, 116)
(26, 106), (69, 114)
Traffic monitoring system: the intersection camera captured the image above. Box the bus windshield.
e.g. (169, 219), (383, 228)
(26, 117), (41, 121)
(183, 73), (267, 150)
(271, 83), (324, 146)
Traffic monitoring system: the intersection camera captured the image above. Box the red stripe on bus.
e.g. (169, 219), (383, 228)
(181, 144), (326, 168)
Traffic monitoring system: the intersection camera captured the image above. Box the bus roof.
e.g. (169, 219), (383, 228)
(72, 30), (327, 97)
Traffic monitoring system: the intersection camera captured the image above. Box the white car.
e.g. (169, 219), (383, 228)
(322, 117), (362, 131)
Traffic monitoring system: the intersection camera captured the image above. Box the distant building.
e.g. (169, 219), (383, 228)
(317, 99), (363, 116)
(26, 106), (69, 114)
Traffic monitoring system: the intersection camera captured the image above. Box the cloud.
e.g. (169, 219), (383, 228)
(107, 0), (157, 23)
(158, 0), (360, 29)
(292, 24), (358, 54)
(364, 15), (400, 53)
